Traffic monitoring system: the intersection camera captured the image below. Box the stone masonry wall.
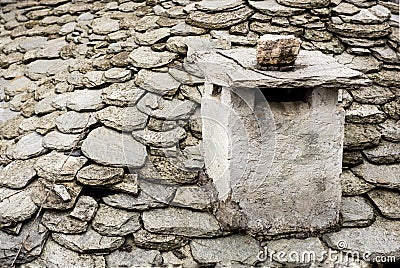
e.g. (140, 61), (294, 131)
(0, 0), (399, 267)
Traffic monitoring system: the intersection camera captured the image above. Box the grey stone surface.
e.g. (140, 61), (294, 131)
(0, 187), (38, 227)
(363, 141), (400, 164)
(108, 173), (139, 195)
(101, 80), (145, 107)
(171, 22), (208, 36)
(0, 158), (36, 189)
(327, 22), (391, 38)
(190, 235), (260, 265)
(105, 244), (161, 267)
(95, 106), (148, 132)
(42, 210), (88, 234)
(10, 132), (47, 160)
(172, 185), (214, 210)
(92, 204), (141, 236)
(134, 28), (170, 45)
(186, 6), (254, 29)
(137, 92), (197, 120)
(133, 229), (187, 251)
(129, 47), (178, 69)
(81, 127), (147, 168)
(352, 162), (400, 188)
(142, 207), (221, 237)
(24, 239), (106, 268)
(351, 85), (395, 105)
(42, 131), (81, 151)
(55, 111), (97, 134)
(344, 124), (381, 150)
(342, 196), (375, 227)
(379, 120), (400, 142)
(66, 90), (105, 112)
(77, 164), (124, 186)
(368, 190), (400, 219)
(135, 69), (180, 96)
(277, 0), (330, 8)
(323, 218), (400, 261)
(340, 170), (375, 196)
(34, 151), (87, 182)
(69, 195), (98, 222)
(256, 34), (301, 66)
(346, 103), (386, 124)
(31, 179), (82, 210)
(0, 218), (49, 266)
(131, 127), (186, 147)
(248, 0), (303, 16)
(52, 227), (124, 253)
(91, 17), (119, 34)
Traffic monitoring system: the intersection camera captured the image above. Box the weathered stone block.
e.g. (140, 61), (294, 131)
(256, 34), (301, 66)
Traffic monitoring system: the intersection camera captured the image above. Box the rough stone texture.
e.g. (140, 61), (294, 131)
(77, 164), (124, 186)
(10, 132), (47, 160)
(42, 210), (89, 234)
(52, 227), (124, 253)
(69, 196), (98, 222)
(135, 69), (180, 96)
(101, 81), (145, 107)
(105, 243), (161, 267)
(363, 141), (400, 164)
(249, 0), (303, 16)
(352, 162), (400, 188)
(133, 229), (187, 251)
(346, 103), (386, 124)
(24, 239), (106, 268)
(379, 119), (400, 142)
(131, 127), (186, 147)
(34, 151), (87, 182)
(323, 218), (400, 261)
(142, 207), (221, 237)
(129, 47), (178, 69)
(42, 131), (81, 151)
(92, 204), (141, 236)
(256, 34), (302, 66)
(55, 111), (97, 134)
(277, 0), (330, 9)
(327, 22), (391, 38)
(81, 127), (147, 168)
(340, 170), (375, 196)
(172, 185), (215, 210)
(0, 218), (49, 266)
(186, 6), (254, 29)
(368, 190), (400, 219)
(95, 106), (148, 132)
(0, 187), (38, 227)
(65, 90), (105, 112)
(0, 158), (36, 189)
(190, 235), (260, 265)
(341, 196), (375, 227)
(344, 124), (381, 150)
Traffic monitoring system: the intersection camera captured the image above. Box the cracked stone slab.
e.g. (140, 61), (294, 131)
(77, 163), (124, 186)
(142, 207), (221, 237)
(34, 151), (87, 182)
(105, 244), (161, 267)
(42, 210), (88, 234)
(135, 69), (180, 96)
(101, 80), (145, 107)
(340, 170), (375, 196)
(55, 111), (97, 134)
(69, 195), (98, 222)
(137, 92), (197, 120)
(31, 179), (82, 210)
(52, 227), (125, 253)
(81, 127), (147, 168)
(0, 158), (37, 189)
(25, 238), (106, 268)
(42, 130), (81, 151)
(95, 106), (148, 132)
(342, 196), (375, 227)
(363, 141), (400, 164)
(323, 217), (400, 261)
(193, 49), (369, 89)
(10, 132), (48, 160)
(0, 217), (49, 266)
(92, 204), (141, 236)
(129, 46), (178, 69)
(131, 127), (186, 147)
(368, 190), (400, 219)
(133, 229), (188, 251)
(172, 185), (215, 211)
(190, 235), (260, 265)
(186, 6), (254, 29)
(352, 162), (400, 188)
(0, 186), (38, 227)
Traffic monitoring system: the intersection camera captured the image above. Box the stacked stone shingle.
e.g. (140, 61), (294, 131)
(0, 0), (399, 267)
